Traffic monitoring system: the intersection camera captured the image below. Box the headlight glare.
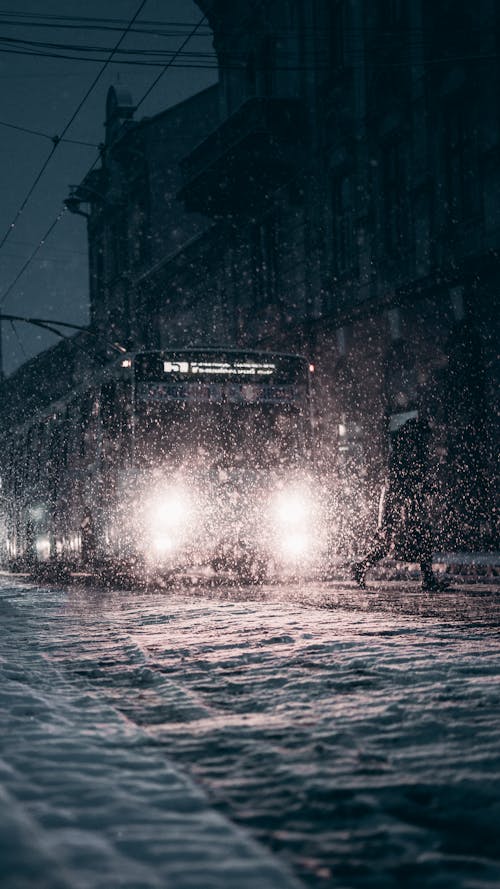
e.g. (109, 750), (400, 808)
(280, 532), (310, 560)
(273, 489), (311, 525)
(147, 487), (191, 529)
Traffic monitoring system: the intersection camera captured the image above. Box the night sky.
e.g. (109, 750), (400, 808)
(0, 0), (216, 375)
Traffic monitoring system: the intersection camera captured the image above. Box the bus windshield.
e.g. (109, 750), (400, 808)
(132, 351), (310, 470)
(134, 402), (306, 470)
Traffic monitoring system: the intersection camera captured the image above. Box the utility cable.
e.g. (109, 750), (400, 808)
(0, 312), (127, 357)
(0, 9), (208, 313)
(0, 0), (275, 320)
(135, 13), (206, 111)
(0, 41), (498, 72)
(0, 117), (98, 147)
(0, 9), (489, 35)
(0, 0), (281, 373)
(8, 319), (28, 362)
(0, 0), (149, 281)
(0, 207), (68, 307)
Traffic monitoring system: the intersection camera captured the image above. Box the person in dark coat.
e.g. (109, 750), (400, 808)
(351, 417), (448, 592)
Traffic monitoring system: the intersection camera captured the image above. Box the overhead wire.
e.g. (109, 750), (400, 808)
(0, 39), (497, 72)
(0, 206), (68, 307)
(0, 10), (212, 29)
(135, 12), (206, 111)
(0, 0), (149, 298)
(0, 8), (489, 35)
(0, 1), (281, 358)
(1, 0), (285, 364)
(6, 0), (487, 361)
(0, 117), (98, 146)
(0, 35), (215, 57)
(1, 313), (128, 366)
(0, 17), (213, 37)
(0, 6), (208, 325)
(8, 319), (28, 361)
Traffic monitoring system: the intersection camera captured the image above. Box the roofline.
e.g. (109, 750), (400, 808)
(125, 82), (219, 138)
(122, 347), (310, 363)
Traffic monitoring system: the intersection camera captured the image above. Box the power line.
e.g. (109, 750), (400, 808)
(0, 35), (215, 57)
(0, 117), (98, 147)
(0, 0), (149, 294)
(0, 10), (212, 29)
(0, 9), (490, 36)
(136, 13), (207, 111)
(0, 0), (277, 367)
(0, 207), (68, 307)
(0, 33), (463, 60)
(0, 40), (498, 72)
(8, 319), (28, 362)
(0, 16), (213, 37)
(8, 238), (88, 255)
(0, 313), (127, 365)
(0, 44), (217, 68)
(0, 8), (208, 314)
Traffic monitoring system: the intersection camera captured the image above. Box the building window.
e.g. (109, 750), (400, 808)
(443, 101), (478, 222)
(329, 1), (345, 71)
(107, 219), (127, 280)
(251, 216), (277, 307)
(331, 173), (355, 275)
(387, 307), (401, 341)
(382, 141), (406, 255)
(246, 52), (256, 96)
(385, 341), (418, 414)
(90, 244), (104, 301)
(258, 36), (275, 96)
(379, 0), (404, 27)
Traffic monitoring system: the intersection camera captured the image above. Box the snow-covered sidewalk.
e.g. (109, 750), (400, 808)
(1, 575), (500, 888)
(325, 551), (500, 585)
(0, 580), (303, 889)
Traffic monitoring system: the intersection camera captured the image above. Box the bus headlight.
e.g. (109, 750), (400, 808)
(270, 487), (316, 563)
(146, 487), (192, 531)
(272, 489), (311, 525)
(151, 534), (176, 554)
(143, 487), (194, 556)
(280, 531), (311, 559)
(140, 486), (193, 560)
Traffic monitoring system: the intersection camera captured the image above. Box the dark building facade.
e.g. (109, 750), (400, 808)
(176, 0), (499, 550)
(3, 0), (497, 555)
(69, 83), (220, 351)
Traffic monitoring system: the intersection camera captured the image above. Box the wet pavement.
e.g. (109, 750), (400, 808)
(1, 574), (499, 888)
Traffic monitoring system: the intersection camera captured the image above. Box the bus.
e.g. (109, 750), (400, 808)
(2, 349), (329, 581)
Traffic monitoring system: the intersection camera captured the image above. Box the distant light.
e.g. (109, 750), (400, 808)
(35, 535), (50, 560)
(121, 358), (132, 368)
(309, 363), (315, 373)
(338, 423), (346, 437)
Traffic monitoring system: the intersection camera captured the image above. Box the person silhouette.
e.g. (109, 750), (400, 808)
(351, 417), (448, 592)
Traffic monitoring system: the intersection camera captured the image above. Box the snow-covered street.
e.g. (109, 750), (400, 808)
(1, 575), (499, 889)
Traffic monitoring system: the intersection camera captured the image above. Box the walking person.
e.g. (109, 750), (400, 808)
(351, 417), (448, 592)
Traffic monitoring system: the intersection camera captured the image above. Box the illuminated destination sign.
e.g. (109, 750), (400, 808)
(163, 360), (276, 377)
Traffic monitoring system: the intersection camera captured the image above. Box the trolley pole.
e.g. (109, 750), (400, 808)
(0, 314), (127, 373)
